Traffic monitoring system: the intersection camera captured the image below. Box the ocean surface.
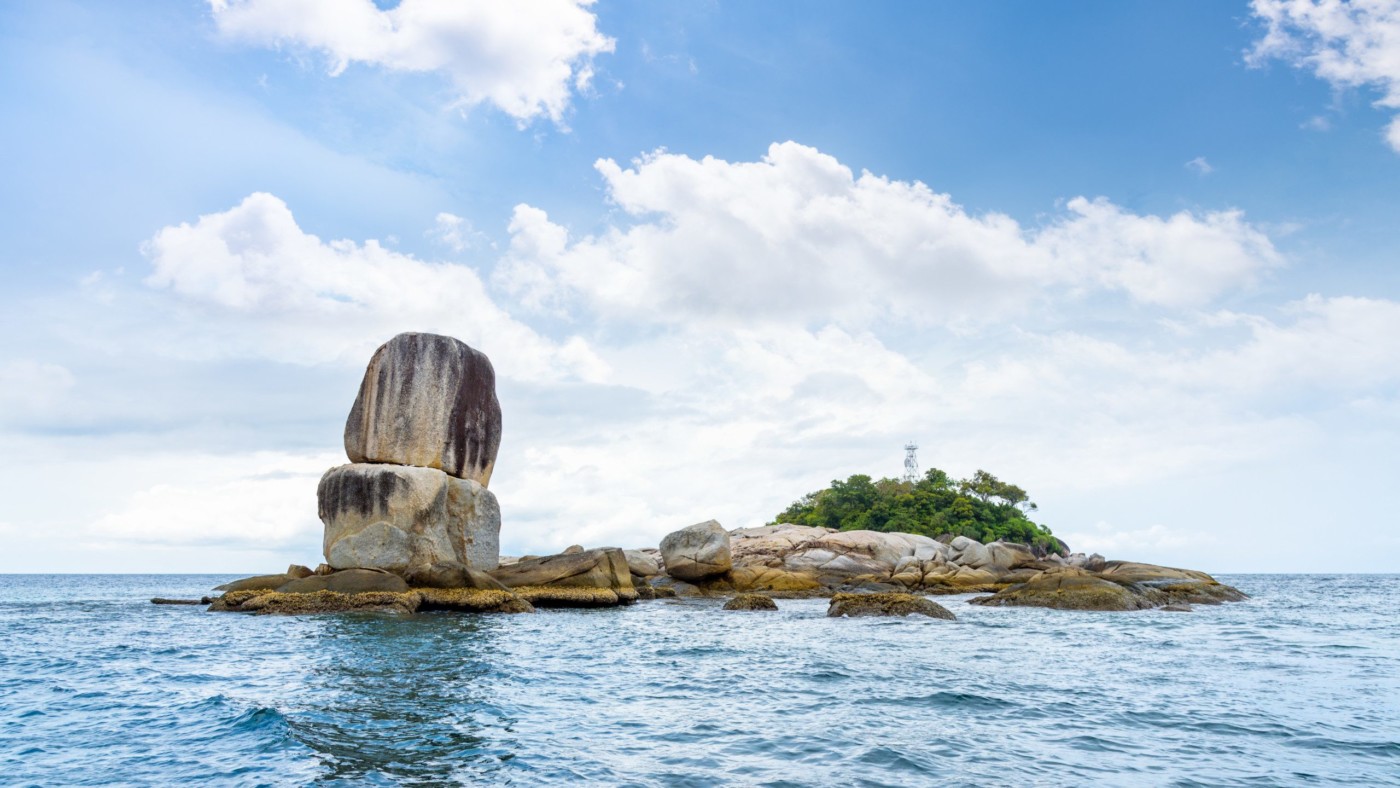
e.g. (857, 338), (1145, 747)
(1, 574), (1397, 787)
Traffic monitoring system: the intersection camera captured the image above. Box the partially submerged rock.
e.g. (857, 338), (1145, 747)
(150, 597), (211, 605)
(827, 592), (956, 620)
(968, 564), (1247, 611)
(318, 463), (500, 573)
(723, 593), (778, 611)
(210, 587), (535, 615)
(512, 586), (637, 607)
(344, 332), (502, 486)
(660, 520), (732, 581)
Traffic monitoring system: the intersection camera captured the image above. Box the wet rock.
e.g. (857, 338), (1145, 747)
(416, 587), (534, 613)
(661, 520), (733, 581)
(150, 598), (206, 605)
(319, 463), (500, 572)
(343, 332), (502, 486)
(1161, 603), (1193, 612)
(827, 592), (956, 620)
(213, 590), (421, 615)
(723, 593), (778, 611)
(276, 568), (410, 595)
(512, 586), (636, 607)
(968, 564), (1246, 611)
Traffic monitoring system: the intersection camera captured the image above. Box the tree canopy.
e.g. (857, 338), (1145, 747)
(773, 467), (1065, 554)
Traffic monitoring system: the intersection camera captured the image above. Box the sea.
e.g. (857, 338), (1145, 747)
(0, 574), (1396, 787)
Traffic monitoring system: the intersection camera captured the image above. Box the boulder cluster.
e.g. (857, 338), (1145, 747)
(197, 332), (1245, 617)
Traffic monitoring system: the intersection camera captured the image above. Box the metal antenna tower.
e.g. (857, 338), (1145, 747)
(902, 441), (919, 483)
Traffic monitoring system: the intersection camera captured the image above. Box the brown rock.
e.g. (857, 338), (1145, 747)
(827, 592), (956, 620)
(723, 593), (778, 611)
(276, 568), (410, 595)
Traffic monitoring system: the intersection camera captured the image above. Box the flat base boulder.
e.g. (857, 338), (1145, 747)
(276, 568), (410, 595)
(723, 593), (778, 611)
(512, 586), (637, 607)
(210, 587), (535, 615)
(969, 565), (1247, 611)
(404, 562), (508, 591)
(827, 592), (956, 620)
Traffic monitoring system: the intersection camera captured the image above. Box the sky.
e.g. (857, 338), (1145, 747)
(1, 0), (1398, 574)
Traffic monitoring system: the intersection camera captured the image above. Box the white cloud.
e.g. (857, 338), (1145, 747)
(495, 142), (1280, 323)
(88, 451), (336, 549)
(209, 0), (615, 124)
(429, 211), (480, 252)
(1186, 156), (1214, 174)
(1061, 521), (1207, 557)
(141, 191), (607, 381)
(0, 360), (75, 422)
(1248, 0), (1400, 152)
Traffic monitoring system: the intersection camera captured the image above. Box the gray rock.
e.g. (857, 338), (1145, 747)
(623, 549), (661, 577)
(277, 568), (410, 594)
(319, 463), (500, 572)
(489, 548), (635, 593)
(660, 520), (733, 581)
(404, 561), (508, 590)
(344, 332), (502, 486)
(214, 573), (293, 592)
(286, 564), (315, 579)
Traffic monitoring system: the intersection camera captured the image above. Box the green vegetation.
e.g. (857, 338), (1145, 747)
(773, 468), (1065, 554)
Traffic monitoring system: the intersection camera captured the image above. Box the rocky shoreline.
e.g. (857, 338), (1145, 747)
(179, 332), (1246, 619)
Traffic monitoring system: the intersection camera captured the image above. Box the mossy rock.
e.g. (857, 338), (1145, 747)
(218, 590), (422, 615)
(827, 592), (956, 620)
(511, 586), (636, 608)
(415, 587), (534, 613)
(723, 593), (778, 611)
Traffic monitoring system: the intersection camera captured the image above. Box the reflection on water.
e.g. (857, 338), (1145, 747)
(1, 574), (1398, 786)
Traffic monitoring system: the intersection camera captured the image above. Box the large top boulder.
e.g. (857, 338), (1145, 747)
(661, 520), (733, 581)
(344, 332), (502, 486)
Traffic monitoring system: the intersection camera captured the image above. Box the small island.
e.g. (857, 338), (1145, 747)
(196, 332), (1245, 618)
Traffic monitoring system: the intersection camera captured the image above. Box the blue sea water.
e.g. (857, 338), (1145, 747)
(0, 575), (1397, 786)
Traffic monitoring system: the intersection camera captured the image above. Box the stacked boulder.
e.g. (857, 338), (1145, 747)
(319, 332), (503, 578)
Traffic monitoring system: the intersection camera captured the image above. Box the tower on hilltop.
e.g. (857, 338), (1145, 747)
(902, 441), (919, 483)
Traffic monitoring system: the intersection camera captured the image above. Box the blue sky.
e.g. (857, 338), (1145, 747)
(2, 0), (1398, 573)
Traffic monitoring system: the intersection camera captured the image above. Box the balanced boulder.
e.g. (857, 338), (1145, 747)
(318, 463), (500, 573)
(660, 520), (732, 581)
(344, 332), (502, 486)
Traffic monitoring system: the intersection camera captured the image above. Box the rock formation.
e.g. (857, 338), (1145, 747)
(659, 520), (732, 581)
(319, 333), (502, 575)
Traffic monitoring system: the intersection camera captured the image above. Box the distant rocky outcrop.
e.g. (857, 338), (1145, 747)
(969, 563), (1248, 611)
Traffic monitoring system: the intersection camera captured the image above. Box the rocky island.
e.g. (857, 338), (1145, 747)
(199, 332), (1245, 618)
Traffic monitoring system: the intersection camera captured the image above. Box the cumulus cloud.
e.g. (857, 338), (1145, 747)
(495, 142), (1280, 324)
(1248, 0), (1400, 151)
(142, 192), (607, 380)
(209, 0), (615, 123)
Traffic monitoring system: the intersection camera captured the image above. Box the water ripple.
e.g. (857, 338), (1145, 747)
(1, 574), (1399, 785)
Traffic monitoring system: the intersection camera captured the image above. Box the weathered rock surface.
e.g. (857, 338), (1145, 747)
(210, 588), (534, 615)
(277, 568), (411, 595)
(827, 592), (956, 619)
(661, 520), (732, 581)
(404, 562), (508, 590)
(319, 463), (500, 572)
(723, 593), (778, 611)
(344, 332), (502, 486)
(623, 549), (662, 577)
(490, 548), (635, 594)
(214, 573), (296, 593)
(969, 564), (1247, 611)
